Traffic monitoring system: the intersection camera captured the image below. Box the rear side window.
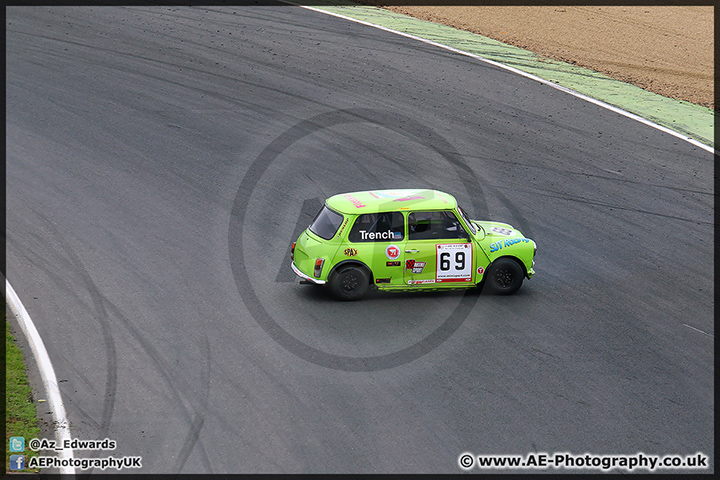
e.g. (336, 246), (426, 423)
(309, 206), (344, 240)
(348, 212), (404, 242)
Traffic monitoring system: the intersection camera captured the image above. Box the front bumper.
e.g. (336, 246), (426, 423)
(291, 262), (326, 285)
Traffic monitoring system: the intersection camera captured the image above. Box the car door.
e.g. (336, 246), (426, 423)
(403, 210), (474, 286)
(344, 211), (407, 285)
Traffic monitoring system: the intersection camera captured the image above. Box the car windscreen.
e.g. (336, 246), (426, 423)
(309, 205), (344, 240)
(457, 206), (477, 234)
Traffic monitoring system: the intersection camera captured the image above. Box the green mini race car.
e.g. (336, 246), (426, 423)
(290, 189), (536, 300)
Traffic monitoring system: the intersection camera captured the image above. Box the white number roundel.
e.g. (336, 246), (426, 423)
(489, 227), (514, 236)
(435, 244), (472, 282)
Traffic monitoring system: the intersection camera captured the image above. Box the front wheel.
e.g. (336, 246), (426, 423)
(329, 265), (370, 301)
(485, 258), (524, 295)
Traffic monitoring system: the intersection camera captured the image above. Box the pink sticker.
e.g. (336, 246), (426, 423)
(343, 193), (366, 208)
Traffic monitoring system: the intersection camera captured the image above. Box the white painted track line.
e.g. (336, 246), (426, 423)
(6, 279), (76, 474)
(292, 2), (714, 155)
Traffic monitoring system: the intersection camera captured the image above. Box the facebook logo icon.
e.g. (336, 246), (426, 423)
(10, 455), (25, 470)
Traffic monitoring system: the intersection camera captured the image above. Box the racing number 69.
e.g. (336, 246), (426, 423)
(440, 251), (465, 271)
(436, 244), (472, 281)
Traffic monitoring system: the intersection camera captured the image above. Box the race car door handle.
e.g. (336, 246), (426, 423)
(405, 249), (419, 253)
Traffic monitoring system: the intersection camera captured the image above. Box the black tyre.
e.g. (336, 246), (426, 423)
(485, 258), (524, 295)
(329, 265), (370, 301)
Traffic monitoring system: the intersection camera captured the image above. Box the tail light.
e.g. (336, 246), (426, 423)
(314, 258), (325, 278)
(291, 242), (296, 261)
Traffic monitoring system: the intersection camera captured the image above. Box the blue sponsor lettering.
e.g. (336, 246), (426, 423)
(490, 237), (530, 253)
(504, 237), (530, 247)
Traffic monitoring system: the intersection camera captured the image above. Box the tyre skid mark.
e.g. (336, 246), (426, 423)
(6, 208), (119, 437)
(8, 206), (213, 472)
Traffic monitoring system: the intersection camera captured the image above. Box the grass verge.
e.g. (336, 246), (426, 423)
(4, 317), (41, 473)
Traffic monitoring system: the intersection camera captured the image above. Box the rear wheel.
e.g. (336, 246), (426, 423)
(485, 258), (524, 295)
(329, 265), (370, 301)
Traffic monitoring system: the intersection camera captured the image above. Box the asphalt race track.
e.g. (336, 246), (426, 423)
(5, 4), (713, 474)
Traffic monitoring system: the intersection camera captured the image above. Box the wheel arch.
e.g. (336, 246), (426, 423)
(328, 259), (374, 284)
(482, 255), (526, 295)
(488, 255), (529, 278)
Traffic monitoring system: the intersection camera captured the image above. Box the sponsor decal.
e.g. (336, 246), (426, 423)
(359, 229), (402, 240)
(375, 278), (391, 284)
(385, 244), (401, 260)
(335, 218), (349, 238)
(405, 259), (426, 274)
(477, 266), (485, 275)
(489, 237), (531, 253)
(369, 191), (425, 202)
(408, 279), (436, 285)
(343, 193), (366, 208)
(386, 261), (401, 267)
(344, 248), (358, 257)
(489, 227), (514, 236)
(436, 243), (472, 282)
(393, 196), (424, 202)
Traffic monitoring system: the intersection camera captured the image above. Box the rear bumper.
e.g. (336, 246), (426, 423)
(291, 262), (326, 285)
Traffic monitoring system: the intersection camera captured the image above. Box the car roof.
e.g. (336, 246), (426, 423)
(326, 189), (457, 214)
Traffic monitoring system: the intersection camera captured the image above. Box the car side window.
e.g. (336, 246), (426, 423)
(348, 212), (404, 242)
(408, 211), (467, 240)
(308, 205), (345, 240)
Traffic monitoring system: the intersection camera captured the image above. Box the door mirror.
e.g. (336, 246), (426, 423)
(450, 220), (469, 240)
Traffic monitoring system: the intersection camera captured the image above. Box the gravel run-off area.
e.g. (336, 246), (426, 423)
(362, 3), (713, 110)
